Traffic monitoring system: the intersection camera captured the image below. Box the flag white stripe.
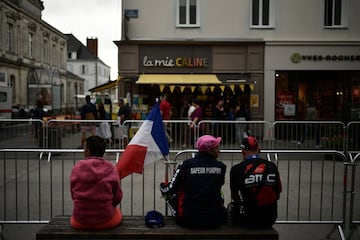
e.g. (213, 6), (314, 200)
(128, 120), (163, 166)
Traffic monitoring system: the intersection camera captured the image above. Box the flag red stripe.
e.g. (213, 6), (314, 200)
(117, 144), (147, 179)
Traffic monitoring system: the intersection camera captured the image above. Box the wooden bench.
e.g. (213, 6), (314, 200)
(36, 215), (279, 240)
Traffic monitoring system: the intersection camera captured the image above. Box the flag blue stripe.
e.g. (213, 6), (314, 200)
(148, 103), (170, 156)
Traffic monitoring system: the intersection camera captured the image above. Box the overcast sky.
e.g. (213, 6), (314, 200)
(42, 0), (122, 80)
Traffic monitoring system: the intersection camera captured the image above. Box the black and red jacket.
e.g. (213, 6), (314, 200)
(230, 156), (282, 227)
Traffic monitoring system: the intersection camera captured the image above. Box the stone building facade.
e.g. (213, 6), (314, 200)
(0, 0), (84, 115)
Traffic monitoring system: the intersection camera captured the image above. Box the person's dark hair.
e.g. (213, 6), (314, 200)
(85, 136), (106, 157)
(36, 99), (43, 108)
(85, 95), (91, 103)
(192, 98), (201, 105)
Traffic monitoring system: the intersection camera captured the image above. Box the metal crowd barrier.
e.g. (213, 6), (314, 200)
(1, 119), (360, 239)
(348, 152), (360, 240)
(1, 119), (359, 152)
(174, 149), (351, 240)
(0, 148), (178, 240)
(198, 120), (273, 150)
(0, 148), (358, 239)
(346, 122), (360, 152)
(272, 121), (346, 151)
(0, 119), (194, 151)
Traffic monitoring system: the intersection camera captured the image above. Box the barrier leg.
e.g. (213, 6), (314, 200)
(337, 225), (346, 240)
(0, 224), (4, 240)
(347, 225), (360, 240)
(326, 224), (345, 240)
(326, 225), (336, 239)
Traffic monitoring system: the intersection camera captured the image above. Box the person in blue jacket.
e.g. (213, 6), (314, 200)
(160, 135), (227, 229)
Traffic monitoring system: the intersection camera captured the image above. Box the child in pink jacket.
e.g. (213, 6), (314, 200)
(70, 136), (123, 229)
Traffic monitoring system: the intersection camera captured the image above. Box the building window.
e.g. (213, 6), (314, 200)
(66, 82), (71, 105)
(60, 47), (65, 68)
(324, 0), (348, 28)
(7, 23), (14, 53)
(176, 0), (200, 27)
(68, 52), (77, 59)
(52, 44), (57, 66)
(28, 32), (33, 58)
(81, 65), (88, 75)
(251, 0), (274, 28)
(10, 75), (16, 103)
(43, 40), (48, 64)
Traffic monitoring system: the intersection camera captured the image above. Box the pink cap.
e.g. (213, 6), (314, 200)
(196, 135), (222, 152)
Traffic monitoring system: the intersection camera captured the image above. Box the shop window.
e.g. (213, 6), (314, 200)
(324, 0), (348, 28)
(275, 71), (359, 122)
(251, 0), (275, 28)
(176, 0), (200, 27)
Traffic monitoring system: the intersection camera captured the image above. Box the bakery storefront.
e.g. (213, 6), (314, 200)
(116, 42), (264, 120)
(264, 44), (360, 123)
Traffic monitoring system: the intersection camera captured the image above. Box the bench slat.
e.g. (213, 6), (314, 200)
(36, 215), (278, 240)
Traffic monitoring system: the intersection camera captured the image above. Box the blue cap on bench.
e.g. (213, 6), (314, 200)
(145, 210), (164, 228)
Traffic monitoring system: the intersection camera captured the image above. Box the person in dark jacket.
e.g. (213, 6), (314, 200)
(80, 95), (98, 148)
(229, 136), (282, 228)
(160, 135), (227, 229)
(32, 99), (45, 144)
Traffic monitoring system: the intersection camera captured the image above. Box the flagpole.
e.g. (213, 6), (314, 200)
(164, 155), (169, 184)
(156, 97), (170, 184)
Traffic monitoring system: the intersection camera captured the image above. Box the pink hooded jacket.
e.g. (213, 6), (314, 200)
(70, 157), (122, 225)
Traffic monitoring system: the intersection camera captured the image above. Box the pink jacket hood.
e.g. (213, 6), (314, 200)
(73, 157), (116, 183)
(70, 157), (122, 225)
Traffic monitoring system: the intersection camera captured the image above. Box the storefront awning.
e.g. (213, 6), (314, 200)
(136, 74), (221, 85)
(89, 80), (118, 92)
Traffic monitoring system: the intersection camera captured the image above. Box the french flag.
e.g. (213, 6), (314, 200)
(117, 102), (169, 179)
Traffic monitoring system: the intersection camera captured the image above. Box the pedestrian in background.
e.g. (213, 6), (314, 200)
(117, 98), (131, 125)
(189, 98), (204, 147)
(298, 101), (321, 148)
(31, 99), (45, 145)
(96, 101), (112, 146)
(212, 99), (227, 137)
(181, 100), (195, 148)
(160, 93), (173, 144)
(80, 95), (98, 148)
(234, 100), (249, 144)
(117, 98), (131, 147)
